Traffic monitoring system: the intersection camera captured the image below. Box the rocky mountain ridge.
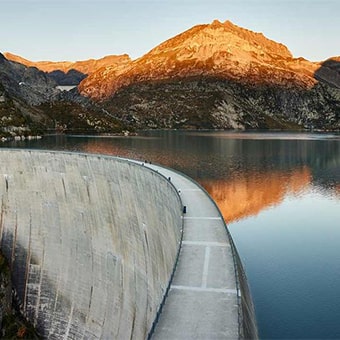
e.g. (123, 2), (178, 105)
(0, 52), (126, 138)
(4, 52), (131, 85)
(78, 20), (323, 100)
(2, 19), (340, 132)
(76, 19), (339, 130)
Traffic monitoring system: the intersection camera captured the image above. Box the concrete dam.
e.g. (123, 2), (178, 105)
(0, 149), (257, 339)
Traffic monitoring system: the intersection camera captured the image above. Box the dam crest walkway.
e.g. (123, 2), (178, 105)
(136, 161), (240, 339)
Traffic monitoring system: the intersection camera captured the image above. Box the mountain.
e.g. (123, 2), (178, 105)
(0, 52), (59, 105)
(2, 20), (340, 132)
(79, 20), (317, 99)
(4, 52), (131, 85)
(78, 20), (340, 130)
(0, 52), (126, 138)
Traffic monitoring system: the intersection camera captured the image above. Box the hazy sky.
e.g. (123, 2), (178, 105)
(1, 0), (339, 62)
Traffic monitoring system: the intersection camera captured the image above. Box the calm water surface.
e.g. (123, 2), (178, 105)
(3, 131), (340, 339)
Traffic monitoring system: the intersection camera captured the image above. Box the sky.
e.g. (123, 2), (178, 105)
(1, 0), (339, 62)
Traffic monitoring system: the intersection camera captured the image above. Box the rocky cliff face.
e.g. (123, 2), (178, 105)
(99, 75), (340, 130)
(4, 52), (132, 85)
(0, 52), (59, 105)
(78, 20), (340, 131)
(314, 57), (340, 89)
(0, 53), (126, 137)
(0, 52), (57, 137)
(0, 251), (40, 339)
(79, 20), (320, 99)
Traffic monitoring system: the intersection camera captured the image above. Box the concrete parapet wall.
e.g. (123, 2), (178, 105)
(0, 150), (182, 339)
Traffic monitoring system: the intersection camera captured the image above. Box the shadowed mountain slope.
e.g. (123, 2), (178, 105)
(314, 57), (340, 89)
(0, 53), (126, 137)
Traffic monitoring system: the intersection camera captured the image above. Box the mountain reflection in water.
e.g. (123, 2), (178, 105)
(201, 167), (312, 223)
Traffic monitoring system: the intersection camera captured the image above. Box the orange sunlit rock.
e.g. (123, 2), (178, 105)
(4, 52), (131, 75)
(201, 167), (311, 223)
(78, 19), (319, 100)
(335, 184), (340, 195)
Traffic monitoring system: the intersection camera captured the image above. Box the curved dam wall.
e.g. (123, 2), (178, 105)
(0, 150), (182, 339)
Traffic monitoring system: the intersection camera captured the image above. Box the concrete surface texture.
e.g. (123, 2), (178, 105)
(142, 163), (241, 340)
(0, 150), (182, 339)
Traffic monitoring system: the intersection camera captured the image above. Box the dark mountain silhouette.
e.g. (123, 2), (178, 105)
(48, 69), (87, 85)
(314, 57), (340, 89)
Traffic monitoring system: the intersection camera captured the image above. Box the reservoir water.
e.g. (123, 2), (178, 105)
(3, 130), (340, 339)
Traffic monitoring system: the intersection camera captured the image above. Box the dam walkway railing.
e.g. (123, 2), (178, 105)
(134, 161), (258, 340)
